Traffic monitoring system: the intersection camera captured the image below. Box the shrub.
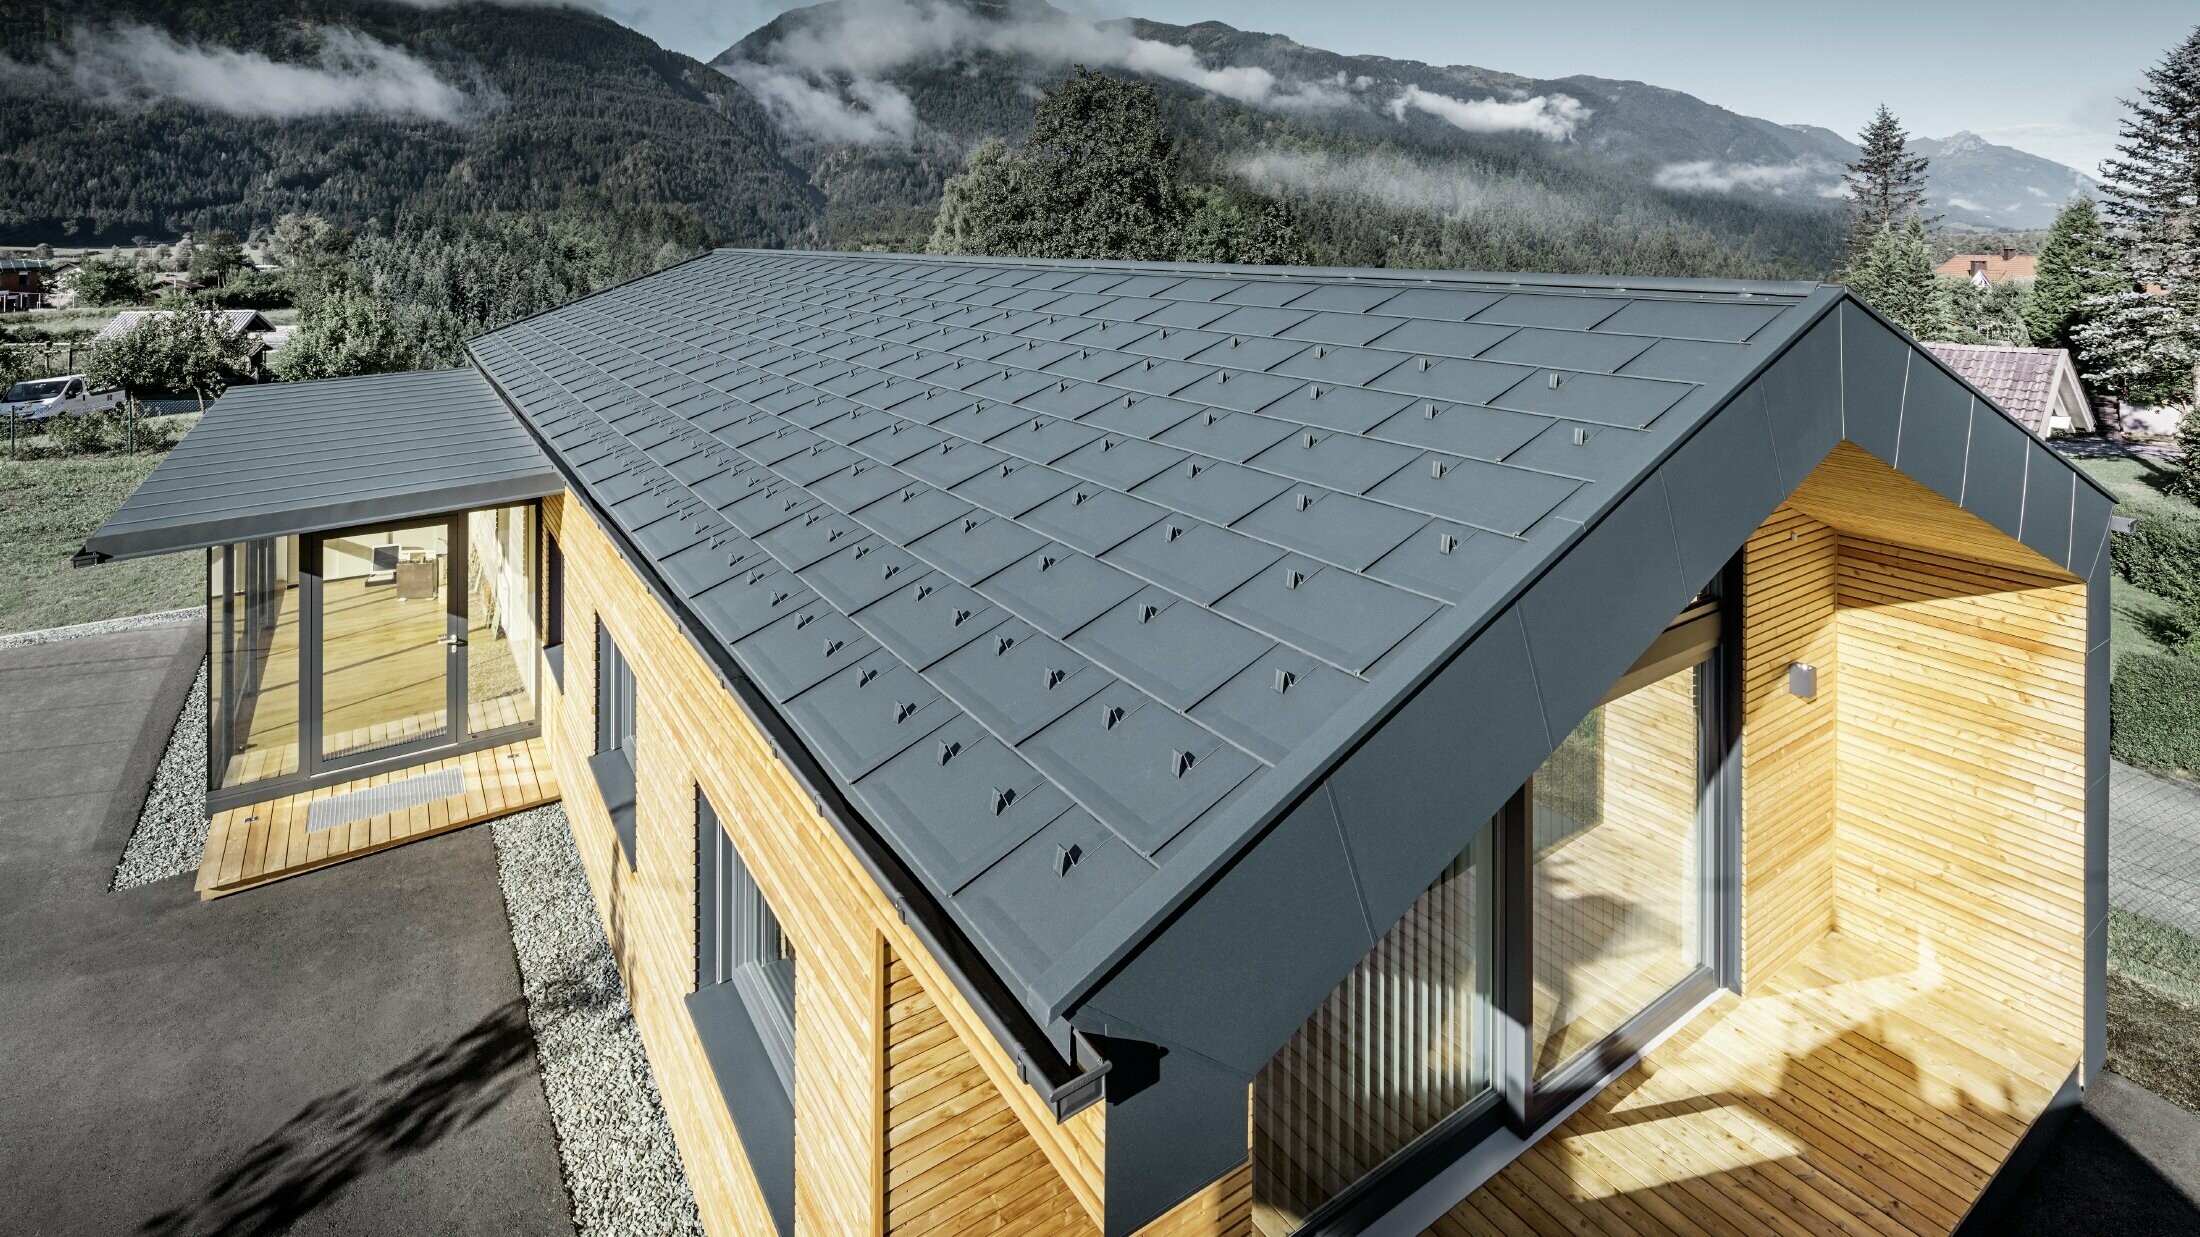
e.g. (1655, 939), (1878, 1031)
(45, 409), (112, 455)
(2110, 513), (2200, 640)
(2111, 652), (2200, 774)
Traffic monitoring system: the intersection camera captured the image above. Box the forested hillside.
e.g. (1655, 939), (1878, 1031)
(0, 1), (820, 246)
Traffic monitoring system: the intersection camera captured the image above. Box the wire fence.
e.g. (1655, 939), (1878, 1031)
(2, 398), (199, 460)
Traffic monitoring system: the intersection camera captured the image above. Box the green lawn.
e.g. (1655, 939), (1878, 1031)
(2071, 454), (2199, 665)
(2108, 908), (2200, 1116)
(0, 451), (200, 635)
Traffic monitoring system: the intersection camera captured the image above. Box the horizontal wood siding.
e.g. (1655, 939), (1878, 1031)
(1739, 506), (1840, 991)
(884, 948), (1095, 1237)
(1832, 536), (2086, 1039)
(545, 493), (1106, 1236)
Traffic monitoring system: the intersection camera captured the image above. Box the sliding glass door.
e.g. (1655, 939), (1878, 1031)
(1251, 578), (1731, 1234)
(311, 517), (464, 769)
(1527, 661), (1712, 1089)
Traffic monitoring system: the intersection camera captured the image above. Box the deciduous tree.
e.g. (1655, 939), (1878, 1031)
(85, 311), (254, 407)
(65, 257), (153, 307)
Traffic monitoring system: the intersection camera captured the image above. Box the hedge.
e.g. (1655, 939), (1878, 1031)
(2110, 513), (2200, 627)
(2111, 652), (2200, 774)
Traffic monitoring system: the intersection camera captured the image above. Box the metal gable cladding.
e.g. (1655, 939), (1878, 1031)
(470, 252), (2116, 1229)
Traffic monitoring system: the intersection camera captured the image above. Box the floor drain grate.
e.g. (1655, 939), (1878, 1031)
(305, 768), (466, 834)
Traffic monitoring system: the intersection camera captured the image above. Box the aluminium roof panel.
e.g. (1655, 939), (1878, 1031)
(82, 367), (560, 561)
(467, 250), (2009, 1068)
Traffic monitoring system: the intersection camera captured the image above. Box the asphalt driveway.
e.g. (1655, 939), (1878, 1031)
(0, 621), (573, 1237)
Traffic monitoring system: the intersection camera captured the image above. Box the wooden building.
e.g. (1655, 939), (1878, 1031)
(85, 252), (2114, 1237)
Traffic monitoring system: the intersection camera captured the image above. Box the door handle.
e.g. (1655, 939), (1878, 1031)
(440, 635), (468, 647)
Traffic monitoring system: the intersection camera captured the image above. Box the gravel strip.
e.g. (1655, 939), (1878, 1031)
(0, 606), (202, 651)
(490, 804), (705, 1237)
(111, 658), (212, 891)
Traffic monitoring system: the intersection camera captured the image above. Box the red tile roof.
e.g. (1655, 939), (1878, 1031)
(1924, 342), (2091, 437)
(1935, 253), (2037, 282)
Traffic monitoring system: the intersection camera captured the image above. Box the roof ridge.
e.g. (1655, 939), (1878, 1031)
(714, 247), (1825, 301)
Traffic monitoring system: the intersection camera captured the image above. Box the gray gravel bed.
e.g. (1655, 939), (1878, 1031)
(0, 606), (201, 651)
(111, 658), (212, 891)
(490, 804), (705, 1237)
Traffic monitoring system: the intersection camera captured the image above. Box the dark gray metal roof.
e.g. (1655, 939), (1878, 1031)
(469, 249), (2113, 1084)
(81, 368), (561, 561)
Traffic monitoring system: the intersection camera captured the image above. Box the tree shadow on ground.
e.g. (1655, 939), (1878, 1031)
(138, 976), (605, 1237)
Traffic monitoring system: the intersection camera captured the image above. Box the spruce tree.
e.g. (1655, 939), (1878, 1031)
(1843, 105), (1938, 258)
(2025, 197), (2125, 351)
(2084, 26), (2200, 410)
(1843, 217), (1945, 338)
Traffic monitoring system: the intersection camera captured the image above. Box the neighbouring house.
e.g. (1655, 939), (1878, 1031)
(80, 251), (2114, 1237)
(0, 257), (50, 310)
(93, 308), (277, 380)
(1936, 247), (2036, 286)
(1924, 341), (2098, 437)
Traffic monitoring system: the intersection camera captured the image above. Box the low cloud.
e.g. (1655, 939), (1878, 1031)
(719, 0), (1363, 145)
(1653, 158), (1833, 195)
(1232, 148), (1515, 217)
(20, 22), (487, 122)
(1385, 86), (1589, 142)
(725, 62), (918, 145)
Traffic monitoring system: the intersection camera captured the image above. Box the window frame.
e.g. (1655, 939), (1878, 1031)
(542, 530), (565, 688)
(696, 789), (797, 1098)
(590, 619), (640, 868)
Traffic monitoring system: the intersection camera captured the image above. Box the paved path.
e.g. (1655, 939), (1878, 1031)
(2112, 760), (2200, 939)
(0, 623), (573, 1237)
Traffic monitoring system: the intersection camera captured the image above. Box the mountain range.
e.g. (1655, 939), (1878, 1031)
(0, 0), (2097, 276)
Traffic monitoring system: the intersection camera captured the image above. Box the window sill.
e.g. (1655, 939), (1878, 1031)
(586, 748), (637, 869)
(685, 982), (796, 1236)
(543, 642), (564, 690)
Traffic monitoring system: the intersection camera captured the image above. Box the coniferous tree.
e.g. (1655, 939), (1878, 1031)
(1843, 105), (1938, 257)
(2025, 197), (2126, 350)
(2085, 26), (2200, 415)
(1843, 217), (1945, 338)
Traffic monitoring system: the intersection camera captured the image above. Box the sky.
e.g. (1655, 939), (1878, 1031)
(598, 0), (2196, 177)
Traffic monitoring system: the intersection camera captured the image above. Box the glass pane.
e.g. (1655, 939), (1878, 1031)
(465, 506), (538, 736)
(211, 537), (301, 789)
(1531, 665), (1703, 1077)
(1253, 840), (1489, 1232)
(320, 523), (451, 760)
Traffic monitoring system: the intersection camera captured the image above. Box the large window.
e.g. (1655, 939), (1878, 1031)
(1531, 663), (1704, 1077)
(203, 502), (545, 808)
(1252, 582), (1729, 1233)
(697, 791), (797, 1096)
(1253, 837), (1493, 1234)
(207, 536), (301, 790)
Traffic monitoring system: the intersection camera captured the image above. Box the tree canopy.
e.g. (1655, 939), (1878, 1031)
(929, 69), (1305, 265)
(1842, 218), (1944, 338)
(2025, 197), (2125, 351)
(84, 311), (256, 405)
(1842, 105), (1936, 258)
(2084, 26), (2200, 409)
(65, 257), (154, 308)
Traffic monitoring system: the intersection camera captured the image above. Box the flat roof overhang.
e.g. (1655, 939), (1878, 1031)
(78, 367), (563, 563)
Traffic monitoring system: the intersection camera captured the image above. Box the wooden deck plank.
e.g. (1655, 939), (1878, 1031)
(1426, 931), (2073, 1237)
(197, 736), (559, 899)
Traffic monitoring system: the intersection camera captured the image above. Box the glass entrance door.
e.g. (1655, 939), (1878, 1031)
(308, 517), (466, 770)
